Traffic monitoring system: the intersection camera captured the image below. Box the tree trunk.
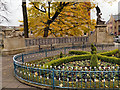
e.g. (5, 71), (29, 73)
(43, 26), (49, 37)
(22, 0), (29, 38)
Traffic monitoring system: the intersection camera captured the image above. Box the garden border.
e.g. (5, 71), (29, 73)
(13, 44), (120, 89)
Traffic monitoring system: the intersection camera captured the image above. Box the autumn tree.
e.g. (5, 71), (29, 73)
(28, 1), (96, 37)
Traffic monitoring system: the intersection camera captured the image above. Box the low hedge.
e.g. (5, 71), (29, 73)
(69, 50), (90, 55)
(42, 54), (91, 69)
(97, 54), (120, 65)
(100, 49), (119, 56)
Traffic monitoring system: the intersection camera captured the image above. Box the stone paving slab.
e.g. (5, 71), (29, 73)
(2, 55), (36, 89)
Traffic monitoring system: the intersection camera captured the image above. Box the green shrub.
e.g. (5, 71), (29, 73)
(69, 50), (90, 55)
(60, 52), (63, 58)
(42, 54), (91, 69)
(91, 44), (97, 54)
(118, 50), (120, 58)
(90, 54), (98, 68)
(100, 49), (119, 56)
(97, 54), (120, 65)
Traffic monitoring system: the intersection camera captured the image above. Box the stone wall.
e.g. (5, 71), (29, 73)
(2, 37), (85, 55)
(3, 37), (25, 50)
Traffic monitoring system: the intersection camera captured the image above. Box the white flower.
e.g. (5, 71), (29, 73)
(59, 84), (63, 87)
(71, 67), (73, 69)
(76, 79), (78, 82)
(34, 75), (36, 77)
(20, 71), (22, 73)
(113, 66), (115, 69)
(58, 66), (60, 69)
(113, 79), (114, 82)
(104, 79), (105, 82)
(40, 76), (42, 78)
(67, 78), (69, 81)
(67, 67), (68, 69)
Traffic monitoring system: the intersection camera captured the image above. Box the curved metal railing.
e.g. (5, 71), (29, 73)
(13, 44), (120, 89)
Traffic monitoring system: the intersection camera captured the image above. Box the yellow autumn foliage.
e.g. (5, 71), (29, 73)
(27, 1), (96, 37)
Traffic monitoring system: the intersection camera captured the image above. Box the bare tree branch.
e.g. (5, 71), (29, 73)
(32, 3), (46, 13)
(47, 2), (69, 25)
(0, 0), (9, 23)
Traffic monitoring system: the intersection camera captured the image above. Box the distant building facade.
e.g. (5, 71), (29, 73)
(107, 14), (120, 35)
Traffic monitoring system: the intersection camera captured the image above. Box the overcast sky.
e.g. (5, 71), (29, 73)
(0, 0), (119, 26)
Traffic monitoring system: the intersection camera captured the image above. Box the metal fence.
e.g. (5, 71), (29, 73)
(25, 37), (88, 46)
(13, 44), (119, 89)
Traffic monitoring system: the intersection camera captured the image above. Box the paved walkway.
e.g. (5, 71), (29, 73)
(2, 46), (118, 89)
(2, 55), (36, 89)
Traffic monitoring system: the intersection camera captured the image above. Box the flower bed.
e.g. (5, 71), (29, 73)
(15, 49), (120, 89)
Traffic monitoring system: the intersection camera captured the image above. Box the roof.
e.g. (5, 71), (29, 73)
(112, 13), (120, 21)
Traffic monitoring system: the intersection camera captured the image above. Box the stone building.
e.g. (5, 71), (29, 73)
(107, 13), (120, 35)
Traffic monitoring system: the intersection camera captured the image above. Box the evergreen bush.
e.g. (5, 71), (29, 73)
(91, 44), (97, 54)
(60, 52), (63, 58)
(90, 54), (98, 68)
(69, 50), (90, 55)
(118, 50), (120, 58)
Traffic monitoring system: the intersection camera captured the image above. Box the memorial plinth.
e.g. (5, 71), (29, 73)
(89, 24), (113, 44)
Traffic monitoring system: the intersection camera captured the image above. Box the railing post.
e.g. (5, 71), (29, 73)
(51, 44), (52, 50)
(72, 43), (74, 49)
(45, 50), (47, 57)
(39, 45), (41, 52)
(22, 54), (24, 63)
(82, 44), (84, 51)
(64, 47), (66, 54)
(102, 44), (104, 50)
(82, 42), (85, 51)
(52, 68), (55, 90)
